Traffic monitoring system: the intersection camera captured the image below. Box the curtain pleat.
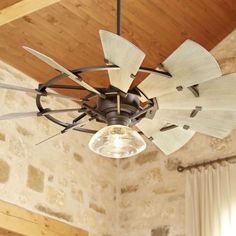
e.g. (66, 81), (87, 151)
(185, 162), (236, 236)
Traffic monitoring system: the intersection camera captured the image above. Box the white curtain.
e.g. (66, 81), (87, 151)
(185, 162), (236, 236)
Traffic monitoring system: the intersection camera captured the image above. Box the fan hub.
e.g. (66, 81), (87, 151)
(96, 93), (140, 126)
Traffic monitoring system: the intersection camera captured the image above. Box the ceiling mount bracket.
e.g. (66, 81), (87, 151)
(176, 86), (183, 91)
(188, 84), (199, 97)
(130, 73), (136, 79)
(148, 136), (154, 141)
(160, 124), (178, 132)
(145, 98), (158, 119)
(190, 106), (202, 118)
(183, 125), (190, 130)
(159, 63), (171, 74)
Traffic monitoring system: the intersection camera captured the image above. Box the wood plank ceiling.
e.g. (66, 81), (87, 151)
(0, 0), (236, 98)
(0, 227), (23, 236)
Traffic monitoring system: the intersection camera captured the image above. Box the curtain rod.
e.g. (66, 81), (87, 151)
(177, 155), (236, 172)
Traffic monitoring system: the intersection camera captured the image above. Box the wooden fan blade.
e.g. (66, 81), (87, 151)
(158, 73), (236, 111)
(99, 30), (145, 92)
(152, 128), (195, 155)
(45, 92), (82, 102)
(138, 39), (222, 98)
(44, 108), (81, 114)
(23, 46), (102, 97)
(0, 83), (40, 94)
(35, 132), (61, 146)
(0, 82), (82, 102)
(0, 108), (80, 120)
(0, 112), (39, 120)
(36, 116), (92, 146)
(136, 118), (195, 155)
(155, 109), (236, 138)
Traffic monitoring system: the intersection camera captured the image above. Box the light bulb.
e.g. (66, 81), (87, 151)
(89, 125), (146, 158)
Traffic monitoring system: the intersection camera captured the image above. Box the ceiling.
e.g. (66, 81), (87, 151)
(0, 227), (23, 236)
(0, 0), (236, 98)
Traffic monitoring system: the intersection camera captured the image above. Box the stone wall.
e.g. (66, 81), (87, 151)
(0, 60), (117, 236)
(116, 29), (236, 236)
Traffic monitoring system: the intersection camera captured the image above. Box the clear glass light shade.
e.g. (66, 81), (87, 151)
(89, 125), (146, 158)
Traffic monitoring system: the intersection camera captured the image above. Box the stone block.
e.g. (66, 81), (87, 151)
(62, 142), (70, 153)
(210, 136), (232, 151)
(16, 124), (32, 136)
(121, 185), (139, 194)
(121, 160), (130, 170)
(73, 152), (84, 162)
(135, 150), (158, 165)
(35, 204), (73, 222)
(151, 226), (169, 236)
(89, 202), (106, 215)
(48, 175), (54, 182)
(71, 188), (84, 203)
(46, 186), (65, 206)
(27, 165), (44, 192)
(153, 187), (176, 195)
(0, 159), (9, 183)
(0, 132), (6, 141)
(140, 168), (162, 186)
(165, 158), (182, 171)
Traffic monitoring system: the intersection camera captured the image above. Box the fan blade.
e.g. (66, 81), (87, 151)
(0, 83), (39, 93)
(35, 132), (61, 146)
(36, 116), (92, 145)
(0, 108), (80, 120)
(152, 128), (195, 155)
(45, 92), (82, 102)
(137, 118), (195, 155)
(0, 82), (82, 102)
(23, 46), (103, 97)
(158, 73), (236, 111)
(138, 39), (222, 98)
(99, 30), (145, 92)
(155, 109), (236, 138)
(0, 112), (39, 120)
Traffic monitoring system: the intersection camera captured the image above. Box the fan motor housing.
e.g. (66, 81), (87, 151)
(96, 93), (140, 126)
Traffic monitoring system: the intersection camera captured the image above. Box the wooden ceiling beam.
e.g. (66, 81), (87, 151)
(0, 200), (88, 236)
(0, 0), (60, 27)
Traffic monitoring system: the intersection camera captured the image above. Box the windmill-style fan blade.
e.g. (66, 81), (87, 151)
(158, 73), (236, 111)
(152, 128), (195, 155)
(136, 118), (195, 155)
(45, 92), (82, 102)
(0, 108), (80, 120)
(99, 30), (145, 92)
(0, 83), (39, 93)
(23, 46), (103, 97)
(0, 112), (39, 120)
(138, 39), (222, 98)
(155, 110), (236, 138)
(0, 82), (82, 102)
(35, 132), (61, 146)
(36, 116), (93, 145)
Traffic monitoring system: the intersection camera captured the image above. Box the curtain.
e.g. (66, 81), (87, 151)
(185, 162), (236, 236)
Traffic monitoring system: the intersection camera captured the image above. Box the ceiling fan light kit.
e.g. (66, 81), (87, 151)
(89, 125), (146, 158)
(1, 0), (236, 158)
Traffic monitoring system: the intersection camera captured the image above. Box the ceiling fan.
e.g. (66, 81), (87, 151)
(1, 0), (236, 158)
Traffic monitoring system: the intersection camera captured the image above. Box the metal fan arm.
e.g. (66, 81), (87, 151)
(71, 65), (171, 78)
(61, 116), (95, 134)
(38, 108), (82, 116)
(188, 84), (199, 97)
(130, 103), (154, 120)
